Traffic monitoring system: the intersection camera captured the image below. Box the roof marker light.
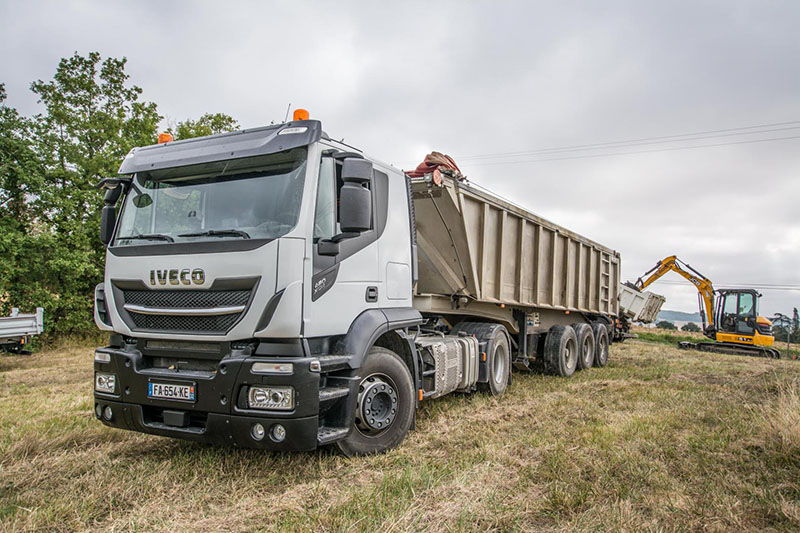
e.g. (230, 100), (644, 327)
(293, 108), (309, 121)
(157, 133), (174, 144)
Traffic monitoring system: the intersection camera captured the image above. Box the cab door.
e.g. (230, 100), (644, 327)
(303, 152), (385, 337)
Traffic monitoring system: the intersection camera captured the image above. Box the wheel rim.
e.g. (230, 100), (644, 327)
(355, 373), (399, 437)
(493, 343), (507, 385)
(563, 339), (576, 368)
(599, 337), (608, 363)
(582, 338), (592, 364)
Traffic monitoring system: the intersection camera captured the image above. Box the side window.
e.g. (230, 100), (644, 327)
(314, 157), (337, 240)
(738, 293), (754, 316)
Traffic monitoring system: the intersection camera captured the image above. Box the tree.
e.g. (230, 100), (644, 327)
(681, 322), (701, 332)
(1, 52), (239, 337)
(171, 112), (239, 140)
(2, 53), (161, 335)
(657, 320), (677, 330)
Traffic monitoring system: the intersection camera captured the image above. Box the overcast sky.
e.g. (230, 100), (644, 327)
(2, 1), (799, 317)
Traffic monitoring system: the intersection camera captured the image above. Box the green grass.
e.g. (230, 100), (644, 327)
(2, 339), (800, 531)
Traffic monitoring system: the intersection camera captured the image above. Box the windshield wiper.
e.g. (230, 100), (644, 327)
(117, 233), (174, 242)
(177, 229), (251, 239)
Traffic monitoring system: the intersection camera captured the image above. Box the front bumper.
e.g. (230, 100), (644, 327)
(93, 345), (323, 451)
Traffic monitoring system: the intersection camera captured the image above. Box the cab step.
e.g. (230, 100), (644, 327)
(318, 386), (349, 403)
(317, 426), (349, 445)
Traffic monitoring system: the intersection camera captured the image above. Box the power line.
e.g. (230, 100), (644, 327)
(457, 119), (800, 160)
(464, 134), (800, 167)
(649, 280), (800, 292)
(458, 125), (800, 161)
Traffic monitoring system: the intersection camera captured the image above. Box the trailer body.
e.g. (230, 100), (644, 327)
(93, 119), (622, 455)
(412, 175), (620, 333)
(0, 307), (44, 353)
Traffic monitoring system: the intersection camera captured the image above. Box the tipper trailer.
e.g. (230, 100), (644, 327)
(93, 116), (623, 455)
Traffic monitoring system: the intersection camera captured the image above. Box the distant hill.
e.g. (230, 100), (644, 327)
(657, 309), (702, 323)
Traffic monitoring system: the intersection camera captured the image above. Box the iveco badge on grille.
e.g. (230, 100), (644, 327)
(149, 269), (205, 286)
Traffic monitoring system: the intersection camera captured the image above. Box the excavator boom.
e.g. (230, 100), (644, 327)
(634, 255), (716, 331)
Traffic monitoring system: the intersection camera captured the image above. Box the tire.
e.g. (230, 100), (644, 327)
(592, 323), (609, 367)
(481, 325), (511, 396)
(572, 323), (595, 370)
(543, 325), (578, 377)
(337, 346), (415, 457)
(451, 322), (511, 396)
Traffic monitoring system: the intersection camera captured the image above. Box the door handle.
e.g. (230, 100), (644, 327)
(366, 286), (378, 303)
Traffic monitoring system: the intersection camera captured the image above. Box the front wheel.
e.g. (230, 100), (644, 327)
(337, 346), (415, 457)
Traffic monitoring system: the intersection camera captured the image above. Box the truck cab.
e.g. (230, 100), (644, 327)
(94, 119), (422, 453)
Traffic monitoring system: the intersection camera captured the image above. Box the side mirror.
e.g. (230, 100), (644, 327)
(100, 205), (116, 245)
(339, 158), (373, 233)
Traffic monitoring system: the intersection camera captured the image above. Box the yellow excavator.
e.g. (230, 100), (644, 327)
(633, 255), (779, 358)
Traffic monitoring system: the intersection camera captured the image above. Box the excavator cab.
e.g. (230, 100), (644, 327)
(712, 289), (774, 346)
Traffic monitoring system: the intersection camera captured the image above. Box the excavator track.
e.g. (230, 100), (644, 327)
(677, 341), (781, 359)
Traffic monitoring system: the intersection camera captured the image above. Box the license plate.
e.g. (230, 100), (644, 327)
(148, 381), (196, 402)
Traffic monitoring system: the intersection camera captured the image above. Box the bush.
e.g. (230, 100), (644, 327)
(681, 322), (702, 332)
(657, 320), (677, 330)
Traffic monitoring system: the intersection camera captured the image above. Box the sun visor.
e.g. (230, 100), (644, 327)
(118, 120), (322, 175)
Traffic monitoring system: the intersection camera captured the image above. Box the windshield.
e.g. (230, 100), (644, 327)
(114, 148), (307, 246)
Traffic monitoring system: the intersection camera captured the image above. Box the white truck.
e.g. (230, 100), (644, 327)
(93, 117), (623, 455)
(1, 307), (44, 354)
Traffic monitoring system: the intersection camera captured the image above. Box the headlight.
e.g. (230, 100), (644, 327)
(248, 386), (294, 410)
(95, 372), (117, 394)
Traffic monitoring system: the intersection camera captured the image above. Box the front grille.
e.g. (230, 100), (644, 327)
(117, 286), (255, 335)
(123, 290), (250, 308)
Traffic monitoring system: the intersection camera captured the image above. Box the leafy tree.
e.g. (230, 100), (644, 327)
(681, 322), (701, 332)
(657, 320), (677, 330)
(2, 53), (161, 335)
(1, 52), (239, 337)
(171, 112), (239, 140)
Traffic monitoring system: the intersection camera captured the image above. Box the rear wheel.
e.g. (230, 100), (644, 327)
(592, 323), (609, 367)
(572, 323), (595, 370)
(337, 346), (415, 457)
(543, 325), (578, 377)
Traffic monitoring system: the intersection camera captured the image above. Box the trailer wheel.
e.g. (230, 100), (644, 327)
(572, 323), (595, 370)
(592, 323), (609, 367)
(543, 325), (578, 377)
(337, 346), (415, 457)
(480, 326), (511, 396)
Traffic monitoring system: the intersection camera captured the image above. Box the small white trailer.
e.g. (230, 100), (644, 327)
(618, 284), (665, 324)
(0, 308), (44, 354)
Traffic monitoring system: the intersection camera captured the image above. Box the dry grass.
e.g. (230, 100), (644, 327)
(3, 339), (800, 531)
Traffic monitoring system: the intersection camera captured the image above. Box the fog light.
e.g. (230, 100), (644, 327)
(248, 386), (294, 410)
(95, 404), (102, 418)
(95, 372), (117, 394)
(251, 423), (266, 441)
(270, 424), (286, 442)
(94, 351), (111, 363)
(103, 405), (113, 421)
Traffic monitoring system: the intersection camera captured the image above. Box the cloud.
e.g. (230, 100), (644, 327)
(2, 0), (798, 315)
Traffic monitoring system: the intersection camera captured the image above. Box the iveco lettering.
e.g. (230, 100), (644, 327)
(92, 110), (627, 455)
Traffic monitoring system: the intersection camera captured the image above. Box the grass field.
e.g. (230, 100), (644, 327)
(3, 339), (800, 532)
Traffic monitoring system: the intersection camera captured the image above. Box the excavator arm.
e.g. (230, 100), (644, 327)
(634, 255), (716, 330)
